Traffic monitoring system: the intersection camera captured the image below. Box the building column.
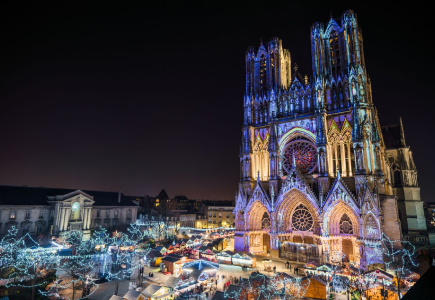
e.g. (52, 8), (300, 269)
(60, 208), (66, 231)
(340, 141), (347, 176)
(87, 209), (92, 229)
(63, 208), (71, 231)
(347, 142), (353, 176)
(83, 208), (88, 230)
(327, 144), (334, 176)
(334, 142), (339, 175)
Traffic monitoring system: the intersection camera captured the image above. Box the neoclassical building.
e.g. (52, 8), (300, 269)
(234, 10), (427, 268)
(0, 185), (138, 239)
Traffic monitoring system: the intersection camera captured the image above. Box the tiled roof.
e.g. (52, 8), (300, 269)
(123, 290), (140, 300)
(0, 185), (137, 207)
(142, 285), (162, 297)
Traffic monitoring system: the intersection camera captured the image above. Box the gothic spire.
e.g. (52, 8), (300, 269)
(399, 117), (406, 147)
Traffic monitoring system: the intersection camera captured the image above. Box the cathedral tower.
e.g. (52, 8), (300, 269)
(234, 10), (426, 269)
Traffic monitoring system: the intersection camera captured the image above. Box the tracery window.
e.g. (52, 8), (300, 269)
(329, 31), (340, 74)
(339, 214), (353, 234)
(282, 139), (317, 174)
(261, 212), (270, 230)
(259, 56), (267, 92)
(292, 205), (314, 231)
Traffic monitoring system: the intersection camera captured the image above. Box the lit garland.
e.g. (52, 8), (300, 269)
(223, 272), (311, 300)
(0, 223), (157, 300)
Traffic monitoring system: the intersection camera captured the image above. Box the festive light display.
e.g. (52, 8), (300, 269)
(282, 139), (317, 174)
(0, 223), (151, 300)
(223, 272), (310, 300)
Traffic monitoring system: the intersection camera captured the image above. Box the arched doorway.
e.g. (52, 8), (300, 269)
(246, 201), (270, 253)
(325, 202), (360, 264)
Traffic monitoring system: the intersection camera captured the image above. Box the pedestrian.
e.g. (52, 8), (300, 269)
(273, 265), (276, 273)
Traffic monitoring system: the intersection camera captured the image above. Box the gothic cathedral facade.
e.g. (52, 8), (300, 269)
(234, 10), (427, 269)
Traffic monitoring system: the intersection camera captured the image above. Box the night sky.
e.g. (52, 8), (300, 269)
(0, 1), (433, 201)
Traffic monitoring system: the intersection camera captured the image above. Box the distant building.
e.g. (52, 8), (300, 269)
(0, 185), (138, 239)
(137, 190), (235, 229)
(424, 202), (435, 245)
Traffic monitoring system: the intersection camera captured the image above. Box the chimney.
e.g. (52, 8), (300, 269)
(118, 191), (121, 203)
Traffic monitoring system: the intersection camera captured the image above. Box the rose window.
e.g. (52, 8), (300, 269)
(339, 214), (353, 234)
(282, 140), (317, 174)
(291, 205), (314, 231)
(261, 212), (271, 230)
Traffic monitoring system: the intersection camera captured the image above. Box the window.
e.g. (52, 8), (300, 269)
(127, 209), (132, 219)
(114, 209), (118, 217)
(329, 31), (341, 74)
(71, 202), (80, 219)
(106, 210), (110, 217)
(10, 211), (16, 219)
(95, 222), (100, 228)
(39, 211), (44, 219)
(36, 225), (42, 235)
(227, 214), (230, 218)
(219, 213), (222, 217)
(209, 219), (212, 223)
(25, 211), (31, 219)
(209, 213), (212, 217)
(97, 210), (100, 217)
(259, 56), (267, 91)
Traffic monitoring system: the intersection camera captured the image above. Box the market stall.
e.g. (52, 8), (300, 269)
(216, 251), (232, 265)
(232, 253), (256, 268)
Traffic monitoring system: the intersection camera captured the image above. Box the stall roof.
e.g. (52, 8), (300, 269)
(123, 290), (140, 300)
(161, 256), (180, 263)
(154, 246), (167, 252)
(108, 296), (123, 300)
(211, 291), (226, 300)
(182, 259), (219, 270)
(164, 277), (180, 289)
(142, 285), (163, 297)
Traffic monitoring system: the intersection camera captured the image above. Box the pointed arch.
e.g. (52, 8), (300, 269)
(246, 200), (269, 231)
(274, 188), (321, 234)
(323, 200), (361, 236)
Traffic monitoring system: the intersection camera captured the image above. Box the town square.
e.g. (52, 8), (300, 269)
(0, 2), (434, 300)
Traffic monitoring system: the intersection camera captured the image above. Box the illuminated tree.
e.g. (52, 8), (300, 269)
(44, 230), (97, 300)
(0, 226), (59, 300)
(223, 272), (310, 300)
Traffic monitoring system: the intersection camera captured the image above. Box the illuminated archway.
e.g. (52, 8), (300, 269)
(323, 200), (360, 236)
(246, 201), (269, 231)
(275, 188), (320, 234)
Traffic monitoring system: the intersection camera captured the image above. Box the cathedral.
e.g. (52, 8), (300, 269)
(234, 10), (427, 269)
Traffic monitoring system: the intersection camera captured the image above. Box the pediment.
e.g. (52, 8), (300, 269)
(280, 169), (319, 206)
(246, 180), (271, 211)
(47, 190), (95, 203)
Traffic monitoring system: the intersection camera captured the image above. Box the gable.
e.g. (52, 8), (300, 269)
(323, 177), (359, 214)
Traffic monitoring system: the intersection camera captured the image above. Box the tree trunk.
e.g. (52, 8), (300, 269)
(72, 281), (75, 300)
(31, 277), (36, 300)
